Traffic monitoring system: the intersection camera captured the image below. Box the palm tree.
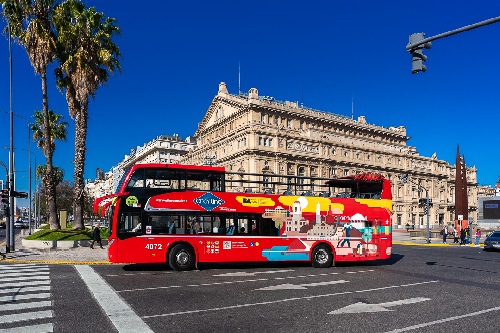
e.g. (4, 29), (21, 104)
(1, 0), (61, 230)
(31, 109), (67, 228)
(35, 164), (65, 221)
(53, 0), (121, 230)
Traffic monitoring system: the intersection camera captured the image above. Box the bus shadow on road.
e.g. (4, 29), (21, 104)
(120, 254), (404, 272)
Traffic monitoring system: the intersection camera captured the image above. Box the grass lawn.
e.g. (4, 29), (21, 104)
(24, 225), (108, 241)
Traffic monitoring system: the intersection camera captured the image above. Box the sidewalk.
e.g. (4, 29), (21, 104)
(1, 229), (483, 265)
(0, 232), (109, 264)
(392, 229), (483, 247)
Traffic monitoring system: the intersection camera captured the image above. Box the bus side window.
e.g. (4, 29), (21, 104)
(119, 212), (142, 234)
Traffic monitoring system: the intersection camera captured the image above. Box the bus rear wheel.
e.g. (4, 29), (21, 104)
(312, 244), (333, 268)
(169, 244), (196, 271)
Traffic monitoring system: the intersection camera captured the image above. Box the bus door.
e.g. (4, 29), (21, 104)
(116, 211), (157, 263)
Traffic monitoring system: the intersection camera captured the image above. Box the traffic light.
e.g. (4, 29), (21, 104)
(11, 190), (28, 198)
(1, 189), (9, 216)
(1, 189), (8, 205)
(408, 32), (431, 74)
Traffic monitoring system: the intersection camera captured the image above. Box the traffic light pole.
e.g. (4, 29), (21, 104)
(407, 16), (500, 73)
(0, 161), (10, 253)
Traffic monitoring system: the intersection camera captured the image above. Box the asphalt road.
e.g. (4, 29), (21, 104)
(1, 244), (499, 333)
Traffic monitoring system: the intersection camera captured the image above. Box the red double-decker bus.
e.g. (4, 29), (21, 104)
(94, 163), (392, 270)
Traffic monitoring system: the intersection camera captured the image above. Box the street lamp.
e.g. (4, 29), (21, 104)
(2, 1), (16, 252)
(401, 173), (431, 243)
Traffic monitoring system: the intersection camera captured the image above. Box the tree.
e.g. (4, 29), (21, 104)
(35, 164), (64, 221)
(53, 0), (121, 230)
(1, 0), (61, 230)
(31, 109), (67, 228)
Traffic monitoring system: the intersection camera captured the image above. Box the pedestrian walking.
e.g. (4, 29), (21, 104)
(460, 228), (466, 245)
(441, 225), (448, 243)
(90, 223), (104, 249)
(453, 228), (459, 244)
(475, 229), (481, 246)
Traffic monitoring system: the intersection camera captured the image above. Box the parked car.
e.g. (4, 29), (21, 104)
(14, 220), (24, 228)
(0, 221), (6, 228)
(483, 231), (500, 251)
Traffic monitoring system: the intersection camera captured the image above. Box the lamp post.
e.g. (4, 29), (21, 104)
(401, 173), (431, 244)
(0, 161), (9, 252)
(4, 2), (15, 252)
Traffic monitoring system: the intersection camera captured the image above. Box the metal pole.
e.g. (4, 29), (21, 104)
(28, 136), (32, 235)
(406, 16), (500, 50)
(426, 189), (430, 244)
(0, 161), (8, 250)
(7, 16), (15, 252)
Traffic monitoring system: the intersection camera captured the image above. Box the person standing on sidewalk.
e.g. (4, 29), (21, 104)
(453, 227), (459, 244)
(90, 223), (104, 249)
(475, 229), (481, 246)
(442, 225), (448, 243)
(460, 228), (466, 245)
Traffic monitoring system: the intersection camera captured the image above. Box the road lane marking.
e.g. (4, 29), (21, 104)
(0, 323), (54, 333)
(213, 269), (295, 277)
(143, 280), (438, 319)
(75, 265), (154, 333)
(255, 279), (349, 291)
(385, 305), (500, 333)
(118, 270), (373, 293)
(0, 310), (53, 325)
(329, 297), (430, 314)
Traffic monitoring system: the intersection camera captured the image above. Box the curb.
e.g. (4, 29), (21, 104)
(1, 257), (112, 265)
(393, 241), (484, 247)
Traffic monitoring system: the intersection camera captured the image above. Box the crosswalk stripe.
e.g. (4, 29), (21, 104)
(0, 292), (51, 303)
(0, 264), (43, 270)
(0, 323), (53, 333)
(0, 267), (50, 273)
(2, 271), (50, 278)
(0, 285), (51, 295)
(2, 300), (52, 311)
(0, 265), (49, 272)
(0, 310), (53, 324)
(2, 280), (50, 288)
(2, 275), (49, 283)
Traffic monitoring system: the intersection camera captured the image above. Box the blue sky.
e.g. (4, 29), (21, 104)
(1, 0), (499, 207)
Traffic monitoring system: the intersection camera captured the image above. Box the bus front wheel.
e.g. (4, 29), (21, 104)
(312, 244), (333, 268)
(169, 244), (196, 271)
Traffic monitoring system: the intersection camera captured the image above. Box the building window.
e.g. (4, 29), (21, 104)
(261, 114), (266, 123)
(274, 116), (279, 126)
(343, 170), (349, 176)
(287, 119), (291, 129)
(300, 121), (304, 130)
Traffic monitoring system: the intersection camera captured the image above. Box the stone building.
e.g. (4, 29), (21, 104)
(85, 134), (196, 199)
(180, 82), (478, 229)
